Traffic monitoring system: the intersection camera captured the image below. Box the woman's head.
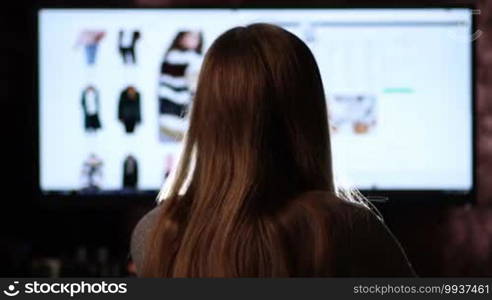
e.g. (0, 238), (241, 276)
(147, 24), (337, 277)
(168, 31), (203, 53)
(172, 23), (334, 201)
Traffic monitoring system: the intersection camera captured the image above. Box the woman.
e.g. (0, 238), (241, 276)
(158, 31), (203, 141)
(132, 24), (415, 277)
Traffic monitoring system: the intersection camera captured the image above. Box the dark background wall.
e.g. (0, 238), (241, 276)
(1, 0), (491, 276)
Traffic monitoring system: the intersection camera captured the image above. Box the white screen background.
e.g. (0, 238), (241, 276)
(39, 8), (473, 192)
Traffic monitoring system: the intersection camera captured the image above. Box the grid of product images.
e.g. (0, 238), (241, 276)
(39, 10), (218, 193)
(76, 29), (202, 193)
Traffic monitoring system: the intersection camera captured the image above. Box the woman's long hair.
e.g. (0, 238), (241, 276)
(143, 24), (354, 277)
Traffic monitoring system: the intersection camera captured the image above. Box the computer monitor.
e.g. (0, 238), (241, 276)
(38, 7), (475, 200)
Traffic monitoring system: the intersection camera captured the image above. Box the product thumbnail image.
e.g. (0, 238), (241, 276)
(118, 86), (141, 134)
(118, 30), (141, 64)
(75, 30), (106, 66)
(81, 153), (103, 191)
(158, 30), (203, 142)
(81, 85), (102, 132)
(329, 94), (377, 134)
(122, 154), (138, 189)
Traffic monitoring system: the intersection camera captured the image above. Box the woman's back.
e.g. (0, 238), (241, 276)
(131, 191), (415, 277)
(131, 23), (414, 277)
